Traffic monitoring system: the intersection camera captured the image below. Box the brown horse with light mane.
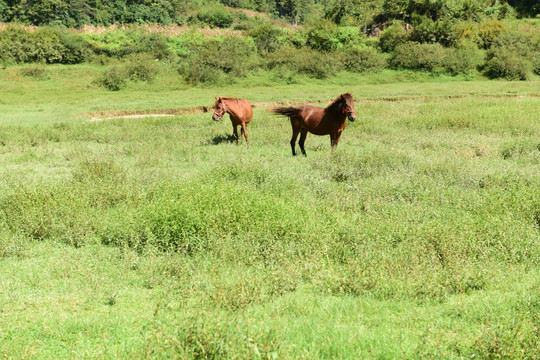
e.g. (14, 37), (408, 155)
(212, 97), (253, 143)
(269, 93), (356, 156)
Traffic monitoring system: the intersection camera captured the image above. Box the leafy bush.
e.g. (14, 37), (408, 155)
(379, 23), (408, 52)
(249, 23), (288, 55)
(408, 19), (457, 47)
(97, 66), (128, 91)
(136, 32), (172, 60)
(266, 47), (344, 79)
(483, 30), (539, 80)
(0, 26), (88, 64)
(391, 42), (480, 75)
(477, 20), (506, 49)
(194, 5), (233, 28)
(304, 23), (360, 52)
(343, 45), (386, 73)
(125, 53), (159, 82)
(483, 48), (532, 80)
(181, 37), (256, 85)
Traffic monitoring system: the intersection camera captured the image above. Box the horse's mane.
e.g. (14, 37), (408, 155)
(216, 97), (242, 103)
(326, 93), (352, 112)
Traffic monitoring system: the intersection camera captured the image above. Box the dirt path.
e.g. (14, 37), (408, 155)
(87, 93), (539, 122)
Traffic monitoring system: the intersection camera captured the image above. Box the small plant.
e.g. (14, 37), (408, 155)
(19, 65), (48, 79)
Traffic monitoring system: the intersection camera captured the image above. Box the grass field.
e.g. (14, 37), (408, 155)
(0, 64), (539, 359)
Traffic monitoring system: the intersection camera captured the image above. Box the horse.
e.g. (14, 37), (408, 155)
(269, 93), (356, 156)
(212, 97), (253, 143)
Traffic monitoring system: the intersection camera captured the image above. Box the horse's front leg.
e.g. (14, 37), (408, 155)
(233, 124), (239, 143)
(333, 130), (343, 147)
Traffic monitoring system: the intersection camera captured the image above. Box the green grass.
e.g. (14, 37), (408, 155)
(0, 64), (539, 358)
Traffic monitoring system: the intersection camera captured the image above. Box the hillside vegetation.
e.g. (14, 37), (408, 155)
(1, 0), (539, 82)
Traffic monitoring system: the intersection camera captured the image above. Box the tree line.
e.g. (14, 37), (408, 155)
(0, 0), (538, 28)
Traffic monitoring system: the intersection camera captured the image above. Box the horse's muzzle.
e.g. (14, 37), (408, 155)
(348, 114), (356, 122)
(212, 113), (222, 121)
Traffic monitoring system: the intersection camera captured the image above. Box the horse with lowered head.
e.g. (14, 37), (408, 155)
(212, 97), (253, 143)
(269, 93), (356, 156)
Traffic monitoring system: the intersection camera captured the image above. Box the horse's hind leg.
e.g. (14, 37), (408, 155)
(290, 127), (300, 156)
(241, 122), (248, 143)
(298, 128), (308, 156)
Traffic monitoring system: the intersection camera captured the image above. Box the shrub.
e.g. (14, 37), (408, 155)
(125, 53), (158, 82)
(0, 26), (88, 64)
(181, 37), (256, 85)
(135, 32), (172, 60)
(482, 30), (539, 80)
(182, 61), (224, 86)
(477, 20), (506, 49)
(379, 23), (408, 52)
(266, 47), (343, 79)
(306, 22), (340, 51)
(483, 48), (532, 80)
(249, 23), (288, 55)
(408, 19), (457, 47)
(391, 42), (479, 75)
(195, 5), (233, 28)
(97, 66), (128, 91)
(19, 65), (48, 79)
(343, 45), (386, 73)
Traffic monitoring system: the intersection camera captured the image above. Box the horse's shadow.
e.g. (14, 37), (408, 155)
(209, 134), (237, 145)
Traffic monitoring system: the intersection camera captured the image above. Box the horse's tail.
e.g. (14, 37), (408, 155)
(268, 107), (301, 118)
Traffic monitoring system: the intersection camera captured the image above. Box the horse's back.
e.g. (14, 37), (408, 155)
(241, 99), (253, 122)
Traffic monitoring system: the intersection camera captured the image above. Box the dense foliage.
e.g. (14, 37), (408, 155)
(0, 0), (538, 27)
(0, 1), (538, 83)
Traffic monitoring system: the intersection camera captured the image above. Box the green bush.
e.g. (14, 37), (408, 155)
(304, 22), (359, 52)
(249, 23), (288, 55)
(483, 48), (532, 80)
(266, 47), (343, 79)
(97, 66), (128, 91)
(136, 32), (172, 60)
(194, 5), (233, 28)
(125, 53), (159, 82)
(182, 61), (224, 86)
(391, 42), (480, 75)
(408, 19), (457, 47)
(379, 23), (408, 53)
(0, 26), (88, 64)
(477, 20), (506, 49)
(343, 45), (386, 73)
(181, 37), (256, 85)
(483, 30), (539, 80)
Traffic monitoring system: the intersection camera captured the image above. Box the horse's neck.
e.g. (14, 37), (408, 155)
(224, 99), (239, 116)
(325, 101), (342, 115)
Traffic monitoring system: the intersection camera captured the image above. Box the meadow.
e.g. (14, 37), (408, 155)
(0, 64), (539, 359)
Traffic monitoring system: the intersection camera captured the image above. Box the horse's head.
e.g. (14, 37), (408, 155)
(212, 97), (227, 121)
(340, 93), (356, 122)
